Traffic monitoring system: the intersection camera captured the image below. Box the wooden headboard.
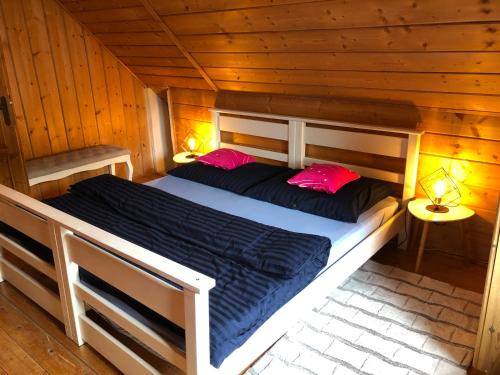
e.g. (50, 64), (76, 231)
(211, 108), (424, 205)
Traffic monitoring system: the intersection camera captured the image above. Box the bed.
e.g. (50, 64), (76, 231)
(0, 108), (423, 374)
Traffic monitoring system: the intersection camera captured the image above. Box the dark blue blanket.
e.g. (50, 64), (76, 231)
(45, 175), (330, 367)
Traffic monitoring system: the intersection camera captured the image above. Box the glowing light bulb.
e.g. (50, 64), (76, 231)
(433, 179), (446, 200)
(187, 137), (196, 152)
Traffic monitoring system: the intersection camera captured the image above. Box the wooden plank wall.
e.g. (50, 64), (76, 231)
(56, 0), (499, 263)
(59, 0), (210, 91)
(169, 88), (499, 264)
(0, 0), (154, 199)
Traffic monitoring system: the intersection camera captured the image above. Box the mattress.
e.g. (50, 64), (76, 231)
(148, 175), (400, 268)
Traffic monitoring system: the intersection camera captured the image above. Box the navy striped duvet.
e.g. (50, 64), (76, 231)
(44, 175), (331, 367)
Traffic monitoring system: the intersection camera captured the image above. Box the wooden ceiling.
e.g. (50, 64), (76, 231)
(61, 0), (500, 113)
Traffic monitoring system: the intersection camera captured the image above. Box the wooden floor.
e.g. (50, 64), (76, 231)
(0, 282), (120, 375)
(0, 246), (487, 374)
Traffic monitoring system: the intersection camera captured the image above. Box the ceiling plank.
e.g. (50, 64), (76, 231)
(62, 0), (141, 12)
(139, 74), (212, 90)
(206, 68), (500, 95)
(193, 52), (500, 73)
(179, 23), (500, 53)
(214, 81), (500, 113)
(149, 0), (325, 15)
(138, 0), (218, 91)
(163, 0), (500, 35)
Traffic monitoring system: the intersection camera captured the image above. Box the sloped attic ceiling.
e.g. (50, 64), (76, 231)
(61, 0), (500, 113)
(60, 0), (215, 90)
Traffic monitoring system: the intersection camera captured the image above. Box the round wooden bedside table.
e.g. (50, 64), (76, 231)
(173, 151), (203, 164)
(408, 198), (475, 273)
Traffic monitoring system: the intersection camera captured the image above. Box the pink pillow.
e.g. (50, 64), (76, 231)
(197, 148), (256, 170)
(287, 163), (360, 194)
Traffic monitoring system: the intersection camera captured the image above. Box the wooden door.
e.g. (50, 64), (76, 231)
(0, 50), (28, 193)
(474, 200), (500, 372)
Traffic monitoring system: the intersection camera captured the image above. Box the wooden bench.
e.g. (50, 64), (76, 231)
(26, 145), (133, 186)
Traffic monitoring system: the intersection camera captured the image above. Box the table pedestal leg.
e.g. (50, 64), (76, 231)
(415, 221), (429, 273)
(409, 216), (422, 253)
(407, 214), (415, 251)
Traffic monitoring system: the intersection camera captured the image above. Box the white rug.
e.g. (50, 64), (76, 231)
(246, 260), (482, 375)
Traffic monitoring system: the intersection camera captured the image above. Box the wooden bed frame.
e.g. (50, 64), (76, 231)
(0, 109), (423, 375)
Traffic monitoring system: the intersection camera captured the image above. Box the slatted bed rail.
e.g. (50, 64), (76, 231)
(57, 226), (215, 375)
(0, 188), (63, 321)
(0, 183), (216, 375)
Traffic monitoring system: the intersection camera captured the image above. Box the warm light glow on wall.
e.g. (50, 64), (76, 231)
(178, 124), (214, 153)
(447, 161), (469, 184)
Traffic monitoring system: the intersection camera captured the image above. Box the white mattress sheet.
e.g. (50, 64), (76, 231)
(147, 175), (399, 267)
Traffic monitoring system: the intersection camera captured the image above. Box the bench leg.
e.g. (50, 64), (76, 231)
(108, 164), (116, 176)
(125, 158), (134, 181)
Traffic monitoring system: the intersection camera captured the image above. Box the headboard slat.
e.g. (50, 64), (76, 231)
(220, 116), (288, 141)
(211, 108), (423, 206)
(219, 142), (288, 163)
(305, 126), (408, 158)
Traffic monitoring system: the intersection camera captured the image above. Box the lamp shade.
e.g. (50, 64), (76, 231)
(419, 168), (461, 209)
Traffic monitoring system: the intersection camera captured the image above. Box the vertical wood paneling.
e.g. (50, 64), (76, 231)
(0, 0), (58, 198)
(133, 79), (154, 175)
(0, 7), (31, 195)
(102, 49), (127, 177)
(84, 31), (114, 145)
(43, 0), (84, 151)
(1, 1), (51, 159)
(0, 0), (155, 198)
(119, 64), (143, 178)
(62, 10), (100, 147)
(103, 50), (127, 146)
(23, 0), (69, 155)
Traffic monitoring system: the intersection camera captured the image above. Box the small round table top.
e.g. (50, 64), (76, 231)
(408, 198), (475, 223)
(173, 151), (203, 164)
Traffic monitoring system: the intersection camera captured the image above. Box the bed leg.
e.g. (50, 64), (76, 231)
(49, 221), (85, 346)
(184, 289), (210, 375)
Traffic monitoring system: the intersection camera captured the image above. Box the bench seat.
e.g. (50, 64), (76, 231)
(26, 145), (133, 186)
